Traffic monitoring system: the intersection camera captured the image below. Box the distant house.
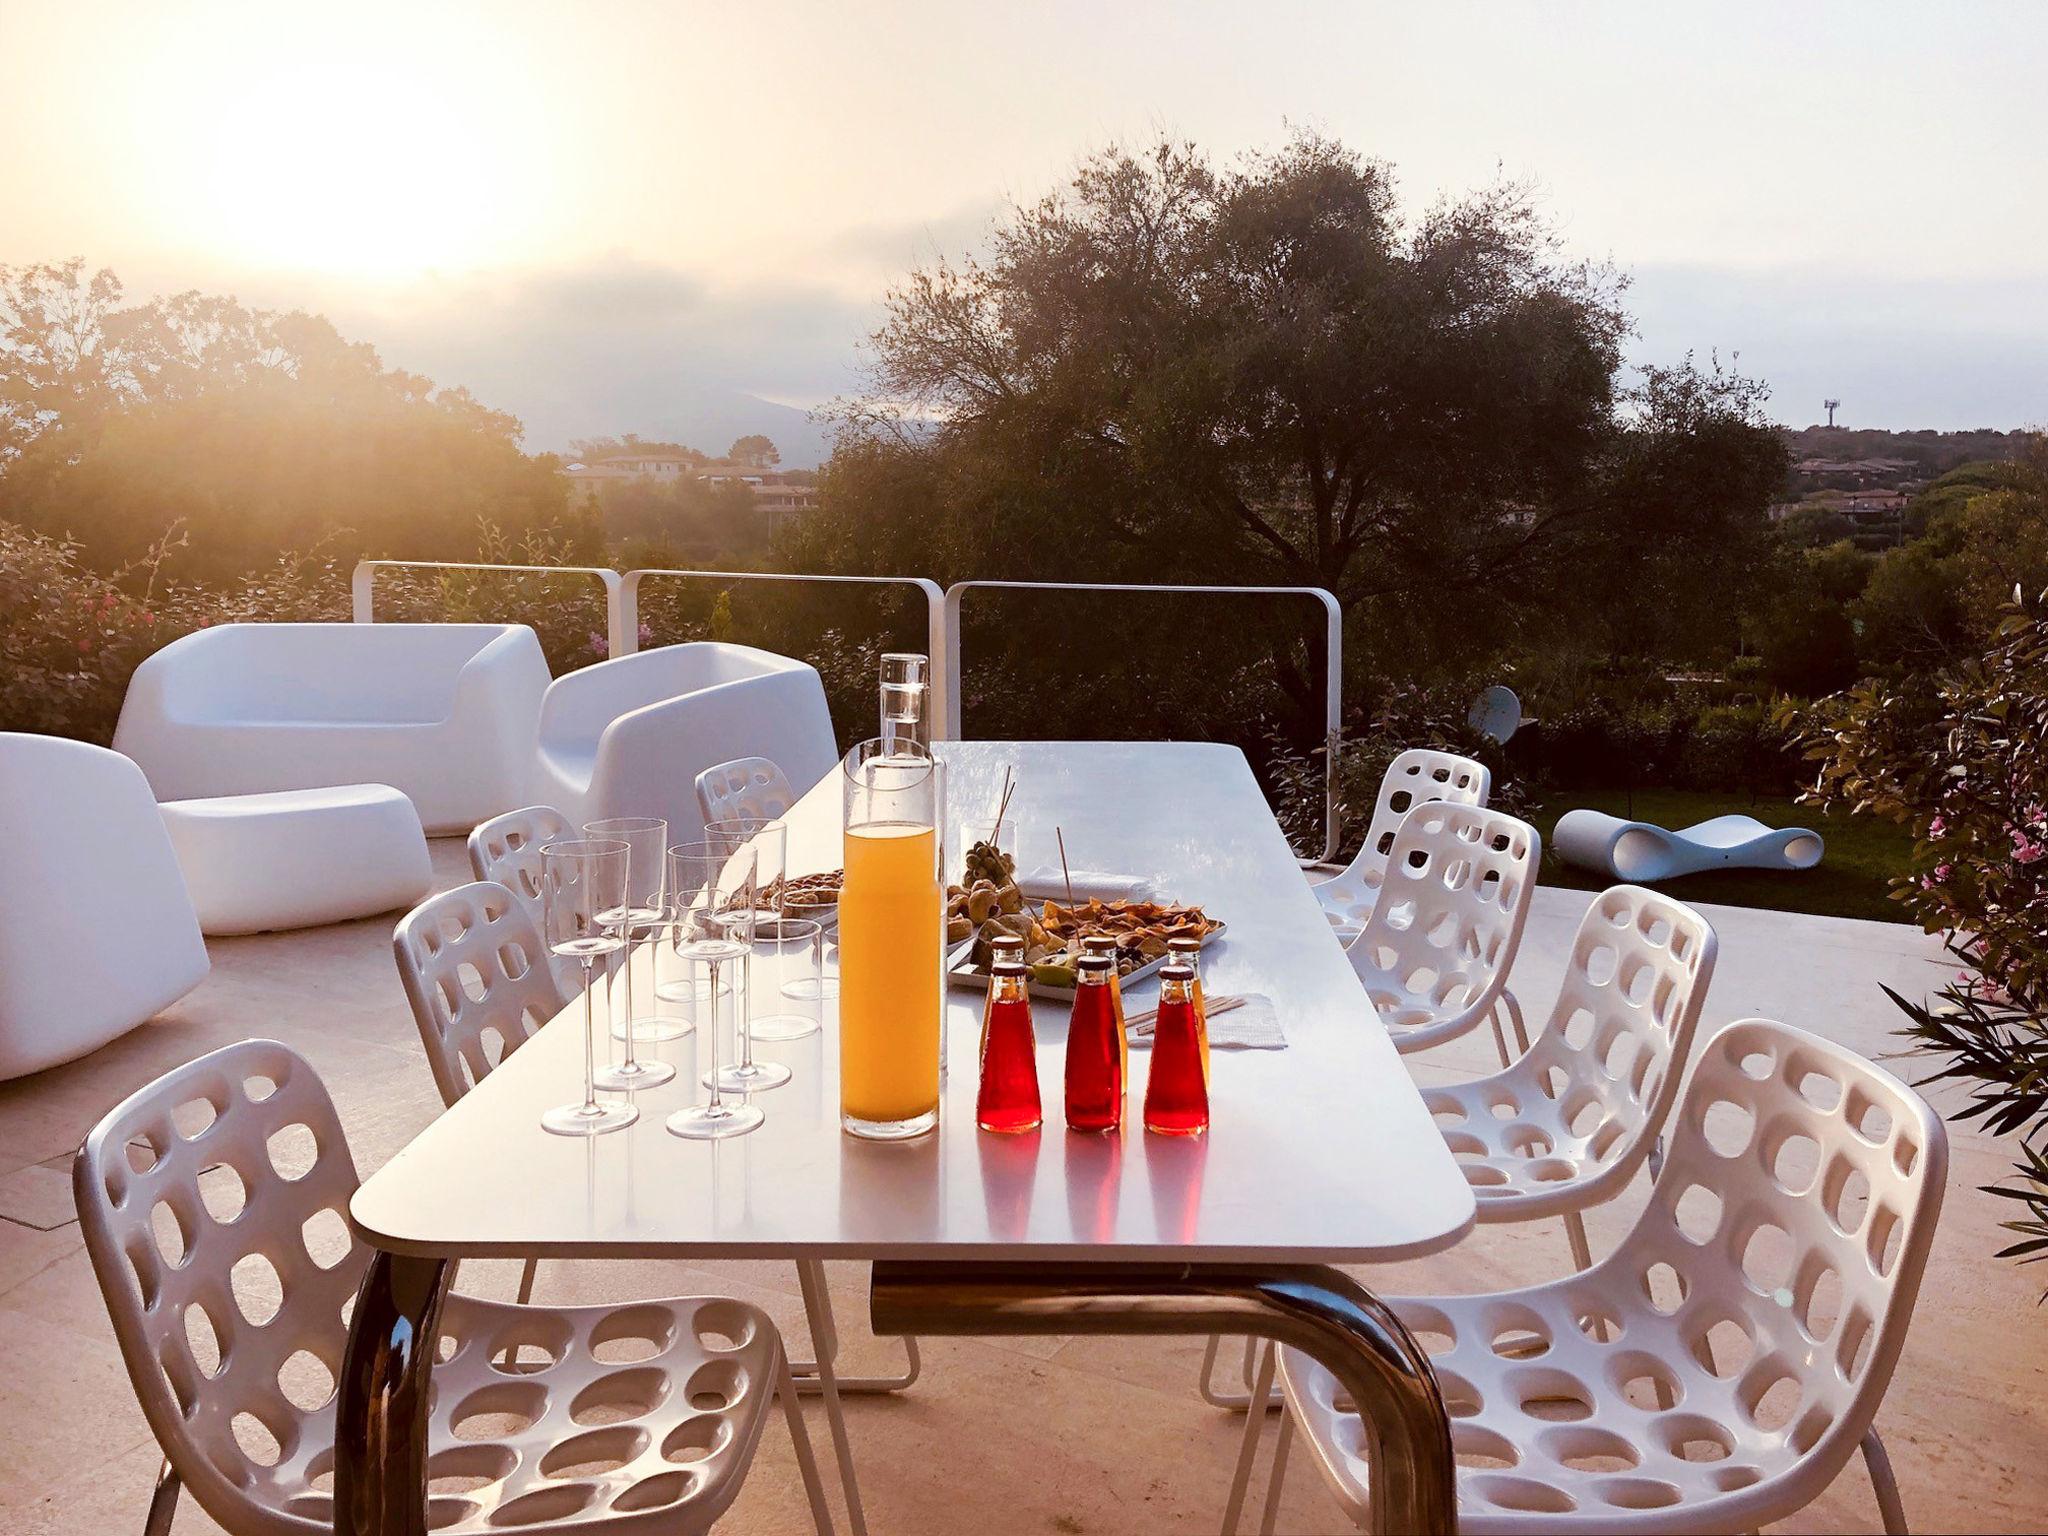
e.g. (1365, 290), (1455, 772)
(559, 454), (819, 525)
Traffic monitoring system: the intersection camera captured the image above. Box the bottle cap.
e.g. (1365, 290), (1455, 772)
(991, 958), (1028, 978)
(1160, 962), (1195, 983)
(1166, 936), (1201, 954)
(1075, 953), (1114, 977)
(989, 933), (1026, 955)
(1079, 934), (1118, 954)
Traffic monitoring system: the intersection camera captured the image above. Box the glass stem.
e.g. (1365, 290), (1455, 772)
(620, 930), (638, 1072)
(738, 949), (756, 1071)
(581, 956), (599, 1114)
(704, 959), (725, 1112)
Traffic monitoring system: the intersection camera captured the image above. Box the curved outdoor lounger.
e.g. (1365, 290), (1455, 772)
(1553, 807), (1824, 882)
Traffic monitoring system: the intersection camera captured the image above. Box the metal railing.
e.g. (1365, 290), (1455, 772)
(348, 560), (1342, 859)
(942, 581), (1342, 863)
(351, 560), (629, 659)
(620, 568), (950, 738)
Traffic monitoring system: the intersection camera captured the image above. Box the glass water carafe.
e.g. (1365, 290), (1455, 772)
(839, 737), (943, 1140)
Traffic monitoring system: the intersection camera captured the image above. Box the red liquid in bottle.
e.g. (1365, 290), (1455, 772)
(977, 980), (1042, 1133)
(1144, 973), (1210, 1136)
(1065, 961), (1125, 1132)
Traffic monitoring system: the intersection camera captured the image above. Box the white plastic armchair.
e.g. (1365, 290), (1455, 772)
(0, 732), (209, 1080)
(533, 643), (836, 850)
(113, 622), (550, 833)
(1255, 1018), (1947, 1535)
(72, 1038), (829, 1536)
(1313, 748), (1492, 937)
(1346, 801), (1539, 1057)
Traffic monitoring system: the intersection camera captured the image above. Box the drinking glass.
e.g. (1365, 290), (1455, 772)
(753, 916), (823, 1039)
(539, 840), (638, 1136)
(781, 888), (840, 999)
(664, 853), (764, 1140)
(584, 817), (678, 1085)
(839, 737), (943, 1139)
(709, 815), (814, 1040)
(688, 830), (795, 1091)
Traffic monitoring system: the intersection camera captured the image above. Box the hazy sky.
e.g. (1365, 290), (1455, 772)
(3, 0), (2043, 451)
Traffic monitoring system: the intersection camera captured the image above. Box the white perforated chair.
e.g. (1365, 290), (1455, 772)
(1200, 800), (1541, 1416)
(73, 1038), (830, 1536)
(393, 882), (563, 1309)
(696, 756), (800, 826)
(1345, 801), (1540, 1060)
(1426, 885), (1718, 1267)
(392, 885), (893, 1532)
(1241, 1019), (1946, 1535)
(1311, 748), (1492, 939)
(468, 804), (577, 996)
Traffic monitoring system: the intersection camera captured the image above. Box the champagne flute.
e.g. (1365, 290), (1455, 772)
(584, 817), (676, 1088)
(665, 846), (765, 1139)
(706, 814), (813, 1042)
(539, 839), (638, 1136)
(695, 826), (795, 1091)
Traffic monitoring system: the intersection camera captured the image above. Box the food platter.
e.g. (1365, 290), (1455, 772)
(947, 906), (1226, 1001)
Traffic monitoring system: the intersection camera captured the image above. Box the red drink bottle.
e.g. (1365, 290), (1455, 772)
(976, 959), (1042, 1133)
(1144, 964), (1210, 1136)
(1064, 954), (1124, 1132)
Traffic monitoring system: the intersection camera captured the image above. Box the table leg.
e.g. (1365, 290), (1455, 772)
(335, 1250), (453, 1536)
(870, 1260), (1455, 1535)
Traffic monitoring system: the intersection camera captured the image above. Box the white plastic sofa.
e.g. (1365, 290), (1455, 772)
(113, 622), (551, 834)
(533, 642), (837, 848)
(1554, 808), (1825, 882)
(0, 733), (209, 1079)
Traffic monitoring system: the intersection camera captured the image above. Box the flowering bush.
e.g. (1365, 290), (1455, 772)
(1793, 591), (2048, 1278)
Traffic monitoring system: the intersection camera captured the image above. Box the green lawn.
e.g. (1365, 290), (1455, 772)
(1537, 788), (1917, 923)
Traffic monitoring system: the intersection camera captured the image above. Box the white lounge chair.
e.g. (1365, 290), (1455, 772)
(112, 622), (550, 834)
(0, 733), (209, 1079)
(533, 643), (836, 850)
(1554, 808), (1824, 883)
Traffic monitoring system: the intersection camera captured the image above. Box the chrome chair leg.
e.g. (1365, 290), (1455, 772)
(1198, 1332), (1283, 1411)
(1863, 1426), (1910, 1535)
(143, 1458), (180, 1536)
(1501, 989), (1530, 1056)
(1563, 1209), (1594, 1272)
(773, 1344), (838, 1535)
(797, 1259), (870, 1536)
(1259, 1406), (1296, 1536)
(1221, 1341), (1280, 1534)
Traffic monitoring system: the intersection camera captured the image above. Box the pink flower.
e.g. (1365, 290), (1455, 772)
(586, 631), (608, 656)
(1928, 815), (1947, 840)
(2015, 835), (2046, 866)
(1921, 863), (1953, 890)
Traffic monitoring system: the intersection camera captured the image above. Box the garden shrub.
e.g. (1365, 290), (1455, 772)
(1792, 591), (2048, 1279)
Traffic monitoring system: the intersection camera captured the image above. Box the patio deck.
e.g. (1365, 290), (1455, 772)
(1, 840), (2038, 1535)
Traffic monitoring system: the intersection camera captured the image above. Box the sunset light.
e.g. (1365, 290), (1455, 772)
(3, 6), (2046, 1535)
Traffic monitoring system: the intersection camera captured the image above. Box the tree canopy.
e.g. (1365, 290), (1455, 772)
(791, 133), (1786, 674)
(0, 259), (587, 580)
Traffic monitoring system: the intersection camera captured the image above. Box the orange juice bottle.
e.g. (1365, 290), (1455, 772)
(840, 740), (942, 1140)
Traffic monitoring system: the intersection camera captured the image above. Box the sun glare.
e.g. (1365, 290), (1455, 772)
(137, 10), (548, 280)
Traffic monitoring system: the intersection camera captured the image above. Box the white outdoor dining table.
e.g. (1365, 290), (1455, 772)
(339, 741), (1475, 1534)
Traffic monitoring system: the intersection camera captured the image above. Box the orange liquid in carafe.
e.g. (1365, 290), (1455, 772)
(839, 823), (942, 1125)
